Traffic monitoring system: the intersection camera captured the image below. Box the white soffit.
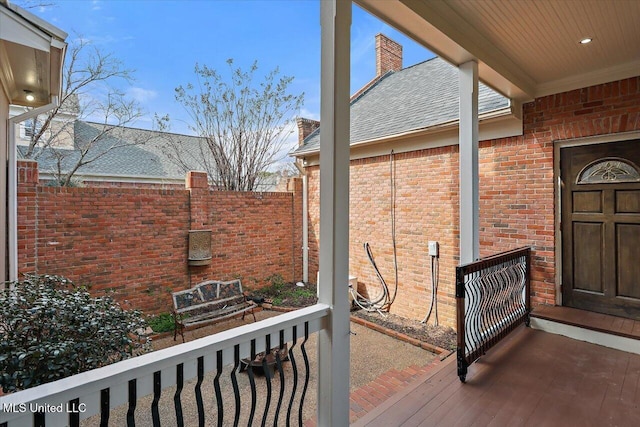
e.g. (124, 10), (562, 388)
(0, 3), (67, 106)
(356, 0), (640, 101)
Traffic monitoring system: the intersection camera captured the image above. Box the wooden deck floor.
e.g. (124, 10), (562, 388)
(354, 325), (640, 427)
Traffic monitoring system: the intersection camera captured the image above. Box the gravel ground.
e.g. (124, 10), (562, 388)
(81, 309), (436, 426)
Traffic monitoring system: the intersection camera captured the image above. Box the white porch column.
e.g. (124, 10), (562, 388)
(1, 105), (7, 282)
(459, 60), (479, 263)
(317, 1), (351, 426)
(7, 99), (59, 281)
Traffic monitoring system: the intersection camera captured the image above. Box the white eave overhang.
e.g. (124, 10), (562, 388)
(0, 1), (67, 107)
(293, 106), (519, 160)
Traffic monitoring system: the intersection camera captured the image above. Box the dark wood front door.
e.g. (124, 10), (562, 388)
(561, 140), (640, 319)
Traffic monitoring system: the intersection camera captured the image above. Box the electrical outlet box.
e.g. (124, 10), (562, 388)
(428, 241), (439, 257)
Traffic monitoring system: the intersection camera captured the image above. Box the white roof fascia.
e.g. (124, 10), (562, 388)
(4, 2), (67, 43)
(301, 111), (522, 167)
(293, 107), (516, 158)
(1, 6), (55, 52)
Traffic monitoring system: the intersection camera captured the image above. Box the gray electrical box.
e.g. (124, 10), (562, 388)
(428, 241), (439, 257)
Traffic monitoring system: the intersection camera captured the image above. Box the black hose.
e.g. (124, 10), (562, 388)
(421, 255), (439, 325)
(351, 243), (388, 311)
(354, 151), (399, 313)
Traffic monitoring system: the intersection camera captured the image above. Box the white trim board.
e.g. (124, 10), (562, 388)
(530, 317), (640, 355)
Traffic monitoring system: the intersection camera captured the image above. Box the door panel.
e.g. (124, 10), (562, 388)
(572, 222), (603, 293)
(573, 191), (602, 212)
(616, 190), (640, 213)
(561, 139), (640, 319)
(617, 224), (640, 299)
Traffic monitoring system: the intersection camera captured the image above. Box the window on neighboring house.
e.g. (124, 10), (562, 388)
(20, 118), (42, 140)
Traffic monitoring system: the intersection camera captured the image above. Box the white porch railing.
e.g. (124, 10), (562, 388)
(0, 303), (330, 427)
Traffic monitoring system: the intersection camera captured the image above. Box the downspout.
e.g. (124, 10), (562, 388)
(294, 161), (309, 283)
(7, 97), (59, 281)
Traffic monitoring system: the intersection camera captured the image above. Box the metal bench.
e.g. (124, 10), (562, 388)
(172, 279), (256, 342)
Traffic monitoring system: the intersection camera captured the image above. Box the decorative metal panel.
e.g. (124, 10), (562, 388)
(188, 230), (212, 266)
(456, 247), (531, 383)
(173, 289), (204, 310)
(577, 157), (640, 184)
(198, 281), (219, 300)
(219, 280), (242, 299)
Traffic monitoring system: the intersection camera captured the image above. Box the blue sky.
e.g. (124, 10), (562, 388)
(23, 0), (434, 148)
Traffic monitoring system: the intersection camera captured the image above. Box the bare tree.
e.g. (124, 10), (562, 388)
(158, 59), (304, 191)
(20, 38), (147, 186)
(13, 0), (56, 10)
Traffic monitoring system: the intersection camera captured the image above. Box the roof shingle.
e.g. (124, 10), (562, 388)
(19, 121), (209, 180)
(292, 57), (509, 156)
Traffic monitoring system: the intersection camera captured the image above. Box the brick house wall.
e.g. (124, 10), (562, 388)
(305, 76), (640, 328)
(17, 161), (303, 315)
(307, 148), (459, 326)
(480, 76), (640, 305)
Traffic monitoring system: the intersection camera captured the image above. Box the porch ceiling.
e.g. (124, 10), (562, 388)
(0, 1), (67, 107)
(356, 0), (640, 101)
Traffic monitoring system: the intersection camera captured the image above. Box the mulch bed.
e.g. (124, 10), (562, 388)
(351, 310), (457, 352)
(247, 281), (457, 354)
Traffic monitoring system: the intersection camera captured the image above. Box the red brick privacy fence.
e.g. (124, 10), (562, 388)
(17, 161), (303, 315)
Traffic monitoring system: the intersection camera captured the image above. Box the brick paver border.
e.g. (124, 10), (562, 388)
(304, 315), (454, 426)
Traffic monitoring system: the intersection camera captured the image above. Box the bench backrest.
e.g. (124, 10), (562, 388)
(172, 279), (243, 311)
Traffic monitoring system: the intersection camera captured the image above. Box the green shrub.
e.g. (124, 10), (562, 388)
(0, 274), (151, 393)
(266, 273), (286, 288)
(147, 312), (175, 333)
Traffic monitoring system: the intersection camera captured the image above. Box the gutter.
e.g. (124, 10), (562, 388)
(7, 97), (59, 281)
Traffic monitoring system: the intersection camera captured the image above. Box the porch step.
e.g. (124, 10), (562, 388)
(530, 306), (640, 355)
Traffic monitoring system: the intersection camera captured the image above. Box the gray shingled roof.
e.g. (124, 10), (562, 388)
(18, 120), (210, 180)
(292, 57), (509, 156)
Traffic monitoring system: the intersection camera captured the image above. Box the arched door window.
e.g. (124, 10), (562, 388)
(576, 157), (640, 184)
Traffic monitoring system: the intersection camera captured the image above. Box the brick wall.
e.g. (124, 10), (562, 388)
(17, 161), (303, 315)
(481, 76), (640, 307)
(307, 167), (320, 284)
(305, 76), (640, 328)
(307, 146), (460, 327)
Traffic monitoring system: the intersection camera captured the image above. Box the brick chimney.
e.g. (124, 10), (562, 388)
(376, 33), (402, 77)
(296, 117), (320, 146)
